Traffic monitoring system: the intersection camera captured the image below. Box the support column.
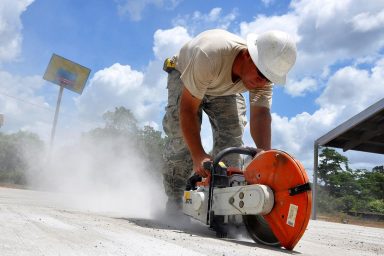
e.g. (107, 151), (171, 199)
(312, 142), (319, 220)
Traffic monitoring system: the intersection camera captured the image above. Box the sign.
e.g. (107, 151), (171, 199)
(43, 54), (91, 94)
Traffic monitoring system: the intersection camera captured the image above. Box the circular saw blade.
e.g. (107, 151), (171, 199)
(243, 215), (280, 246)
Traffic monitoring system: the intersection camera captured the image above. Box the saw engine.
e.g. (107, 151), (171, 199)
(182, 147), (312, 250)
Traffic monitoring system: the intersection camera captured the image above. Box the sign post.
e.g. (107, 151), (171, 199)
(43, 54), (91, 149)
(50, 86), (64, 148)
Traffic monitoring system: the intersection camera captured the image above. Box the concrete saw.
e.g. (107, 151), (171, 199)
(182, 147), (312, 250)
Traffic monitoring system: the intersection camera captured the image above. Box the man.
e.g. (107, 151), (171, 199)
(162, 29), (296, 210)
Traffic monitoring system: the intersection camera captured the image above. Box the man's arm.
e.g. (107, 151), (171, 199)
(179, 86), (211, 177)
(250, 105), (271, 150)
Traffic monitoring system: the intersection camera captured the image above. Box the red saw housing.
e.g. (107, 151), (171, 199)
(243, 150), (312, 250)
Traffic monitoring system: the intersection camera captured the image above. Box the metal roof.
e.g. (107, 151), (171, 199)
(315, 98), (384, 154)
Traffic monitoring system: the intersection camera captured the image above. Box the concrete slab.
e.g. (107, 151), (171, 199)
(0, 187), (382, 256)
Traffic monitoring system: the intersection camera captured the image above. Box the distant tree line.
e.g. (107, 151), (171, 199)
(317, 148), (384, 215)
(0, 106), (167, 186)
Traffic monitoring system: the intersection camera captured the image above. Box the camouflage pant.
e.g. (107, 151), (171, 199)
(162, 69), (247, 202)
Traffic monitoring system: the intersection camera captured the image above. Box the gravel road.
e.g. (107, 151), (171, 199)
(0, 187), (382, 256)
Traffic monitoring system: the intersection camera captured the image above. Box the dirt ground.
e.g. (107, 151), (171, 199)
(318, 213), (384, 229)
(0, 187), (383, 256)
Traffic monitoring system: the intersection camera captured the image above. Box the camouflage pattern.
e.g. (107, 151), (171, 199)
(162, 69), (247, 203)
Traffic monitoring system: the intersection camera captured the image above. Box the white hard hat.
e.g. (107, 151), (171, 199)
(246, 30), (297, 85)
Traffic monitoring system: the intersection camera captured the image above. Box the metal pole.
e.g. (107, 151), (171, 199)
(50, 85), (64, 150)
(312, 142), (319, 220)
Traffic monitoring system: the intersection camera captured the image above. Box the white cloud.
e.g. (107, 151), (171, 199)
(350, 9), (384, 32)
(172, 7), (238, 35)
(239, 13), (299, 40)
(292, 0), (384, 76)
(316, 59), (384, 112)
(116, 0), (182, 21)
(153, 26), (191, 60)
(76, 63), (147, 121)
(269, 107), (340, 167)
(285, 77), (318, 97)
(0, 0), (34, 64)
(0, 71), (52, 139)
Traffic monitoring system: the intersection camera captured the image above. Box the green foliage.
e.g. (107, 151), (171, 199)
(357, 166), (384, 200)
(0, 131), (44, 185)
(84, 107), (139, 146)
(138, 126), (165, 158)
(318, 148), (350, 190)
(103, 106), (138, 133)
(367, 200), (384, 214)
(317, 186), (342, 213)
(317, 147), (384, 216)
(340, 195), (357, 212)
(83, 106), (166, 178)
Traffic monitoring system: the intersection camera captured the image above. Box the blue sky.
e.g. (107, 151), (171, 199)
(0, 0), (383, 173)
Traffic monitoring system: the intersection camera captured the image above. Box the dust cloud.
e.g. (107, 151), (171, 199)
(27, 135), (167, 219)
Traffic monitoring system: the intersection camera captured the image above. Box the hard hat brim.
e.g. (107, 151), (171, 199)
(246, 33), (286, 85)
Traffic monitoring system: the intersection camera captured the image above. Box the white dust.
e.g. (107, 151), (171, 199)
(27, 135), (167, 219)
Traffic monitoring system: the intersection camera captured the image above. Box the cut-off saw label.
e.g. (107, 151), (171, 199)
(287, 204), (298, 227)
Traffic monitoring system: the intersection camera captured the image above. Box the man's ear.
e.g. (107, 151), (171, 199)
(244, 49), (251, 58)
(244, 49), (254, 64)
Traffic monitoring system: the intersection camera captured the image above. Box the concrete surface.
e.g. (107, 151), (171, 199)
(0, 187), (383, 256)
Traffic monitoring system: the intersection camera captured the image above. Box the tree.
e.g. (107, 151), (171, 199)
(367, 199), (384, 214)
(328, 171), (361, 198)
(317, 148), (384, 215)
(318, 148), (352, 196)
(102, 106), (138, 133)
(137, 125), (166, 176)
(83, 106), (167, 178)
(138, 125), (165, 155)
(0, 131), (44, 185)
(357, 165), (384, 201)
(85, 106), (139, 145)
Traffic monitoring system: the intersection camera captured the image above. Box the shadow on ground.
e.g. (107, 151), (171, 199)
(117, 216), (300, 255)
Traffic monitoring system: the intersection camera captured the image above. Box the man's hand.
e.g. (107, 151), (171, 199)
(193, 153), (212, 178)
(253, 147), (265, 156)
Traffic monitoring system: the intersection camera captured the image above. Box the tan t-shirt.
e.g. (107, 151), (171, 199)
(175, 29), (273, 108)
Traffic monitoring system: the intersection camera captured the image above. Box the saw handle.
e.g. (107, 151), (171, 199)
(200, 147), (258, 178)
(202, 161), (213, 171)
(213, 147), (258, 167)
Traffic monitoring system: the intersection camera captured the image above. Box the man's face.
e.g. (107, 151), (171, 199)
(242, 54), (272, 90)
